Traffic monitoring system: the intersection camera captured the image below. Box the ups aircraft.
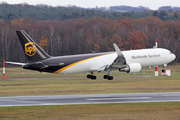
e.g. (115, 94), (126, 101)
(6, 30), (176, 80)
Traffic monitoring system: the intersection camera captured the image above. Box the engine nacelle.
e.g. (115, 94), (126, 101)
(119, 63), (142, 73)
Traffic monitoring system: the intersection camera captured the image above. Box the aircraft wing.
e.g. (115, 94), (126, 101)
(97, 44), (127, 73)
(110, 43), (126, 68)
(5, 61), (26, 66)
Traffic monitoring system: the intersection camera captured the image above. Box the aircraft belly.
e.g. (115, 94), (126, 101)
(60, 53), (116, 74)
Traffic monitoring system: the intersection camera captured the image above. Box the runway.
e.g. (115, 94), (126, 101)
(0, 75), (153, 80)
(0, 92), (180, 107)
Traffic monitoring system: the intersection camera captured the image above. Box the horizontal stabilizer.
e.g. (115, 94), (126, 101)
(5, 61), (26, 66)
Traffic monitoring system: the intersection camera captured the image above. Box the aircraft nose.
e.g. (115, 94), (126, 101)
(172, 53), (176, 61)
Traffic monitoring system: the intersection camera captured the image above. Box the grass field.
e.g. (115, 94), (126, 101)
(0, 102), (180, 120)
(0, 65), (180, 96)
(0, 65), (180, 119)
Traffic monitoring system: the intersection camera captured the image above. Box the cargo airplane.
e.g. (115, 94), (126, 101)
(6, 30), (176, 80)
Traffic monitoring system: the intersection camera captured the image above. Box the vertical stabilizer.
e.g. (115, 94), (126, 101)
(16, 30), (51, 62)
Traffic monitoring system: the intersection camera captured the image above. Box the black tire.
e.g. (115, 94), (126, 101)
(162, 69), (166, 73)
(103, 75), (108, 79)
(87, 74), (91, 79)
(92, 76), (96, 80)
(108, 76), (113, 80)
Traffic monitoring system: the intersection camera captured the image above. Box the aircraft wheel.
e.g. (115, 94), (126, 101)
(104, 75), (113, 80)
(162, 69), (166, 73)
(162, 65), (166, 73)
(87, 74), (92, 79)
(108, 76), (113, 80)
(91, 76), (96, 80)
(103, 75), (108, 79)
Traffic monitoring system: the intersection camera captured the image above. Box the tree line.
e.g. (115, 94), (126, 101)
(0, 16), (180, 67)
(0, 3), (180, 21)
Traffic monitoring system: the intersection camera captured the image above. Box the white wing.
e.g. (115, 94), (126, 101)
(111, 43), (126, 68)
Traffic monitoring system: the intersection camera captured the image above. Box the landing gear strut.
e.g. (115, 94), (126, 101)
(87, 72), (96, 80)
(162, 68), (166, 73)
(103, 74), (113, 80)
(162, 65), (166, 73)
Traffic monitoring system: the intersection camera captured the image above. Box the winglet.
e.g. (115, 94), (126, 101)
(113, 43), (123, 57)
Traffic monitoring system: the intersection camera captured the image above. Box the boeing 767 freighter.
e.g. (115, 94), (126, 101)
(6, 30), (176, 80)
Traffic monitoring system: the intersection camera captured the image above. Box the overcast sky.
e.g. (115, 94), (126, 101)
(1, 0), (180, 10)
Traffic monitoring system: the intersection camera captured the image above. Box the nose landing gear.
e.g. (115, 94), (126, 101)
(162, 68), (166, 73)
(162, 64), (167, 73)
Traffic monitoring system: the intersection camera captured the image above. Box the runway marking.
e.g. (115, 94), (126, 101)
(86, 97), (151, 101)
(1, 92), (180, 107)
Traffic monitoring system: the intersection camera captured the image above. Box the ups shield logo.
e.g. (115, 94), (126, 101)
(25, 42), (36, 56)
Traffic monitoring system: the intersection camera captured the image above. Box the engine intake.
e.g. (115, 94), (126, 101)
(119, 63), (142, 73)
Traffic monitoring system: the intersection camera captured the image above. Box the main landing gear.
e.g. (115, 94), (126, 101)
(87, 72), (113, 80)
(87, 74), (97, 80)
(103, 74), (113, 80)
(87, 73), (113, 80)
(87, 73), (96, 80)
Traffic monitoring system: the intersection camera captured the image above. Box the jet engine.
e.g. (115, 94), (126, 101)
(119, 63), (142, 73)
